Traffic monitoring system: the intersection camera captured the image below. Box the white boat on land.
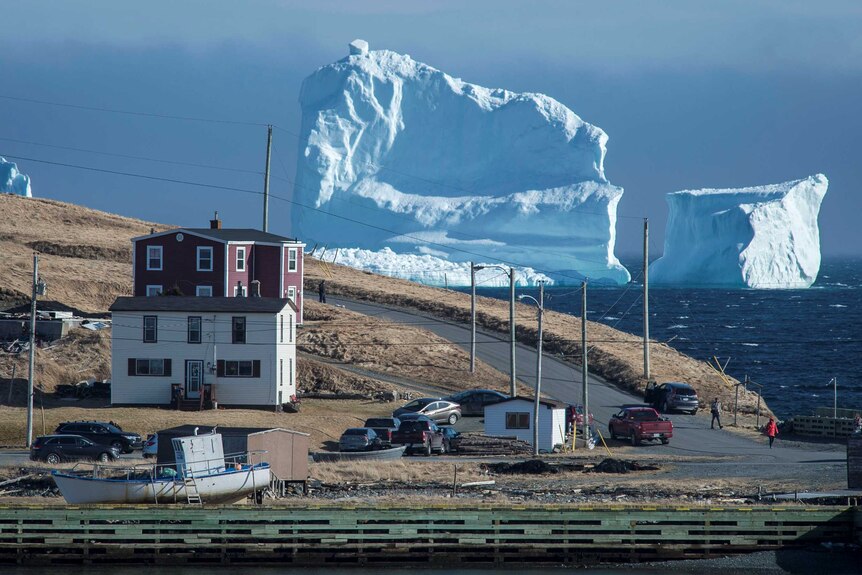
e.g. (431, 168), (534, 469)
(52, 432), (271, 504)
(311, 445), (406, 462)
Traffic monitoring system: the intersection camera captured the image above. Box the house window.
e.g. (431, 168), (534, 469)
(146, 285), (162, 297)
(197, 246), (213, 271)
(196, 285), (213, 297)
(289, 358), (293, 386)
(289, 315), (293, 342)
(143, 316), (157, 343)
(280, 358), (283, 385)
(236, 247), (246, 272)
(187, 316), (202, 344)
(233, 285), (248, 297)
(505, 412), (530, 430)
(280, 315), (284, 343)
(130, 358), (170, 376)
(286, 286), (296, 302)
(146, 246), (163, 270)
(232, 317), (246, 344)
(287, 248), (298, 272)
(217, 359), (260, 378)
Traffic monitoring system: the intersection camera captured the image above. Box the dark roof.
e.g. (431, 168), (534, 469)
(109, 296), (295, 314)
(492, 396), (568, 410)
(184, 228), (300, 244)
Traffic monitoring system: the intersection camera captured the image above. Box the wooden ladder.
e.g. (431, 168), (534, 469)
(183, 476), (202, 505)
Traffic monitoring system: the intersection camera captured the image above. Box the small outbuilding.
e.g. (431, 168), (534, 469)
(155, 425), (309, 484)
(484, 397), (567, 453)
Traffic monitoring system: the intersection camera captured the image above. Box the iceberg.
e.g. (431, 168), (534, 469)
(0, 157), (31, 197)
(330, 247), (553, 287)
(293, 41), (630, 286)
(649, 174), (828, 289)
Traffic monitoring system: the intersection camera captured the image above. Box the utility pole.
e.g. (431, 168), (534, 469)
(581, 279), (589, 442)
(470, 262), (476, 374)
(533, 282), (544, 455)
(263, 124), (272, 232)
(643, 218), (650, 380)
(26, 253), (44, 448)
(509, 267), (516, 397)
(832, 377), (837, 419)
(517, 284), (544, 456)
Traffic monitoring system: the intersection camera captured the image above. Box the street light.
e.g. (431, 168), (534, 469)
(472, 264), (517, 395)
(518, 282), (544, 456)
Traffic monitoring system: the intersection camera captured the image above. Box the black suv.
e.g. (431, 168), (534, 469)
(644, 382), (700, 415)
(55, 421), (142, 453)
(30, 435), (120, 464)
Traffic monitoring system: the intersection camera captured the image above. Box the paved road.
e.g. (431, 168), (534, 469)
(328, 296), (843, 466)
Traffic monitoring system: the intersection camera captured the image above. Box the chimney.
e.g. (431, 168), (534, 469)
(210, 211), (222, 230)
(235, 280), (243, 297)
(250, 280), (261, 298)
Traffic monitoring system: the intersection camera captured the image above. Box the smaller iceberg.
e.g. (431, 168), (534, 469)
(650, 174), (827, 289)
(0, 158), (32, 197)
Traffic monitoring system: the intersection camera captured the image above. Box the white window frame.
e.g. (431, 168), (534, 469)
(236, 247), (246, 272)
(145, 285), (162, 297)
(196, 285), (213, 297)
(146, 245), (163, 271)
(197, 246), (213, 272)
(286, 286), (296, 302)
(287, 248), (298, 272)
(233, 285), (248, 297)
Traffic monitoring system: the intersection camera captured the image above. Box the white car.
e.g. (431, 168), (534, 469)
(142, 433), (158, 458)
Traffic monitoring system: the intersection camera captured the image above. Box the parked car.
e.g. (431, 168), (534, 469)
(54, 421), (142, 453)
(339, 428), (383, 452)
(644, 382), (700, 414)
(393, 398), (461, 425)
(142, 433), (158, 459)
(440, 427), (462, 453)
(565, 404), (595, 432)
(444, 389), (509, 416)
(608, 407), (673, 446)
(363, 417), (401, 448)
(391, 419), (445, 455)
(396, 413), (434, 423)
(30, 435), (120, 464)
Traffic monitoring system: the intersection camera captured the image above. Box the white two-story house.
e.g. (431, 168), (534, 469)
(109, 296), (296, 407)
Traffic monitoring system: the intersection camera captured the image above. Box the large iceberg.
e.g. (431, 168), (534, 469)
(0, 158), (31, 197)
(293, 41), (630, 286)
(649, 174), (828, 289)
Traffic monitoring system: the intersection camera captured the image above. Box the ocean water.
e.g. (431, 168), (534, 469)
(478, 258), (862, 419)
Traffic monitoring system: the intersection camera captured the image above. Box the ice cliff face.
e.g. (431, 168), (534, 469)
(293, 41), (630, 286)
(0, 158), (31, 197)
(649, 175), (828, 289)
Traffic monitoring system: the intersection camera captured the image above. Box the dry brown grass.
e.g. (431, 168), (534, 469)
(0, 398), (395, 449)
(310, 460), (487, 485)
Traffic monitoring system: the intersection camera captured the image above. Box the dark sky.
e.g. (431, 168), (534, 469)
(1, 1), (859, 258)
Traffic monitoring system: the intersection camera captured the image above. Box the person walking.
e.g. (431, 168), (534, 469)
(318, 280), (326, 303)
(765, 417), (778, 448)
(710, 397), (723, 429)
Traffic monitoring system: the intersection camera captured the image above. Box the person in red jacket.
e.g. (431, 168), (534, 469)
(765, 417), (778, 448)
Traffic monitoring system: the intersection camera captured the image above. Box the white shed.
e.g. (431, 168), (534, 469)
(484, 397), (567, 453)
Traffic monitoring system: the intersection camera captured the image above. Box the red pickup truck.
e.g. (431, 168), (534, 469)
(608, 407), (673, 446)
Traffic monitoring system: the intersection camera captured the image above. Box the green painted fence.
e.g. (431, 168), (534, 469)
(0, 504), (857, 565)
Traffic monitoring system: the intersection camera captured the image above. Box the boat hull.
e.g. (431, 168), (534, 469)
(52, 465), (271, 505)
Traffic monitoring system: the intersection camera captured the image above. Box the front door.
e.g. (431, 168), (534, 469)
(185, 360), (203, 399)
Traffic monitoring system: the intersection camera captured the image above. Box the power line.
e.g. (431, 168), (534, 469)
(0, 94), (267, 127)
(0, 136), (264, 176)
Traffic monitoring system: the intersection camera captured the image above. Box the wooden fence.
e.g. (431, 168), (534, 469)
(0, 504), (857, 566)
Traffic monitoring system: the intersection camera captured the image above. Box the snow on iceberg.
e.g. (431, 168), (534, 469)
(293, 41), (630, 286)
(332, 247), (553, 287)
(0, 157), (31, 197)
(649, 174), (828, 289)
